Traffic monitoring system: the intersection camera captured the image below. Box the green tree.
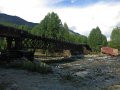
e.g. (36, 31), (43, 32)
(110, 27), (120, 50)
(78, 35), (88, 44)
(88, 27), (103, 52)
(18, 25), (32, 32)
(62, 23), (70, 40)
(101, 34), (108, 46)
(31, 12), (63, 39)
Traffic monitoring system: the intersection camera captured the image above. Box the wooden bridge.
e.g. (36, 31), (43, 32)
(0, 24), (90, 60)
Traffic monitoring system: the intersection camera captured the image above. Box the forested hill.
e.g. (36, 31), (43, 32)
(0, 13), (37, 28)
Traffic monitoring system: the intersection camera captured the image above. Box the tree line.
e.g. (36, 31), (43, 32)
(31, 12), (87, 44)
(0, 12), (120, 52)
(0, 21), (32, 32)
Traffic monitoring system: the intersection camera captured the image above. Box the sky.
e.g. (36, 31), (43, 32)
(0, 0), (120, 40)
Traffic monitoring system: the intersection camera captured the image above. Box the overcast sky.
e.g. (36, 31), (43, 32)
(0, 0), (120, 40)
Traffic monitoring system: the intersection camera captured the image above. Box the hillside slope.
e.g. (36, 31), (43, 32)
(0, 13), (37, 27)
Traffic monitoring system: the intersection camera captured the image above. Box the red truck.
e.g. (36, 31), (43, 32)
(101, 47), (119, 56)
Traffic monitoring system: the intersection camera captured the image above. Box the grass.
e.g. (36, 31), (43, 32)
(89, 52), (100, 55)
(60, 72), (84, 82)
(59, 72), (87, 87)
(8, 59), (53, 74)
(60, 73), (74, 81)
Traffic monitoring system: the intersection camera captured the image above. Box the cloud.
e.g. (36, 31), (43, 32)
(116, 22), (120, 27)
(70, 26), (77, 31)
(0, 0), (52, 22)
(0, 0), (120, 41)
(54, 2), (120, 37)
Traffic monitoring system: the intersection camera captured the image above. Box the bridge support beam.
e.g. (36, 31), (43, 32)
(14, 38), (22, 50)
(4, 37), (35, 60)
(6, 37), (13, 50)
(6, 37), (23, 50)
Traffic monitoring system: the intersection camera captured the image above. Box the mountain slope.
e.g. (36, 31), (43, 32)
(0, 13), (37, 27)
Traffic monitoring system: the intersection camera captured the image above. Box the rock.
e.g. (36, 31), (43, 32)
(20, 57), (28, 61)
(96, 56), (108, 60)
(74, 71), (88, 77)
(88, 58), (94, 61)
(33, 59), (41, 64)
(108, 85), (120, 90)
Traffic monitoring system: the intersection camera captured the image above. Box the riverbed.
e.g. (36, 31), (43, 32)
(0, 55), (120, 90)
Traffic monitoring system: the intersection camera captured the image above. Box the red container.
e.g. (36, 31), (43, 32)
(101, 47), (119, 56)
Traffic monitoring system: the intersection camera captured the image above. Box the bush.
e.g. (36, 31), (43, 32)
(34, 62), (52, 74)
(0, 82), (9, 90)
(9, 59), (52, 74)
(60, 72), (78, 82)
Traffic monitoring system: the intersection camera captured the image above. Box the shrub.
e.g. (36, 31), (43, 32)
(9, 59), (52, 74)
(34, 62), (52, 74)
